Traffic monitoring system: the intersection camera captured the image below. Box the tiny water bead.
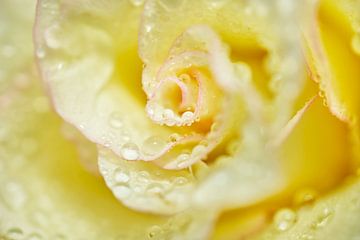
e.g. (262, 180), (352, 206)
(129, 0), (145, 7)
(146, 183), (164, 195)
(206, 0), (230, 9)
(172, 177), (188, 186)
(26, 233), (43, 240)
(169, 133), (181, 143)
(311, 207), (333, 229)
(136, 171), (150, 183)
(6, 227), (24, 239)
(147, 225), (163, 239)
(120, 143), (139, 160)
(293, 188), (318, 206)
(181, 111), (194, 121)
(114, 168), (130, 183)
(44, 25), (61, 49)
(113, 183), (132, 199)
(274, 208), (297, 232)
(176, 153), (190, 168)
(157, 0), (184, 11)
(109, 112), (123, 129)
(142, 136), (167, 156)
(192, 145), (207, 157)
(36, 46), (46, 59)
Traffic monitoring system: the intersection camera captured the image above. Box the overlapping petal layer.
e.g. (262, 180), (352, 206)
(34, 0), (357, 220)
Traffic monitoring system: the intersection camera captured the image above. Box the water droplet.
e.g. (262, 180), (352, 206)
(207, 0), (230, 9)
(36, 46), (46, 59)
(142, 136), (167, 156)
(147, 225), (163, 239)
(300, 232), (314, 240)
(121, 143), (139, 160)
(130, 0), (145, 6)
(210, 122), (220, 132)
(114, 168), (130, 183)
(169, 133), (181, 143)
(173, 177), (188, 186)
(145, 24), (153, 33)
(274, 208), (297, 231)
(176, 153), (190, 168)
(182, 111), (194, 121)
(146, 183), (164, 194)
(45, 25), (61, 49)
(312, 207), (333, 229)
(109, 112), (123, 129)
(293, 188), (317, 206)
(26, 232), (43, 240)
(163, 109), (175, 120)
(158, 0), (183, 11)
(113, 183), (131, 199)
(192, 145), (206, 157)
(136, 171), (150, 183)
(56, 62), (64, 70)
(351, 34), (360, 55)
(6, 228), (23, 239)
(179, 73), (191, 83)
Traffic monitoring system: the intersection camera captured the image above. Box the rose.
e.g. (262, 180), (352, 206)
(1, 0), (359, 240)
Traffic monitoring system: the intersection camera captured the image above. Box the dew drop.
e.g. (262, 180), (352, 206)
(293, 188), (317, 206)
(113, 183), (131, 199)
(36, 46), (46, 59)
(142, 136), (167, 156)
(147, 225), (163, 239)
(312, 207), (333, 229)
(351, 34), (360, 55)
(300, 232), (314, 240)
(192, 145), (206, 157)
(44, 25), (61, 49)
(182, 111), (194, 121)
(26, 232), (43, 240)
(274, 208), (297, 232)
(210, 122), (220, 132)
(163, 109), (175, 120)
(176, 153), (190, 168)
(145, 24), (153, 33)
(6, 227), (23, 239)
(179, 73), (191, 83)
(169, 133), (181, 143)
(146, 183), (164, 195)
(136, 171), (150, 183)
(207, 0), (230, 9)
(114, 168), (130, 183)
(158, 0), (183, 11)
(129, 0), (145, 7)
(121, 143), (139, 160)
(173, 177), (188, 186)
(109, 112), (123, 129)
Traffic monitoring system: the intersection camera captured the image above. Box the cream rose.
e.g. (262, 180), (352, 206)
(0, 0), (359, 239)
